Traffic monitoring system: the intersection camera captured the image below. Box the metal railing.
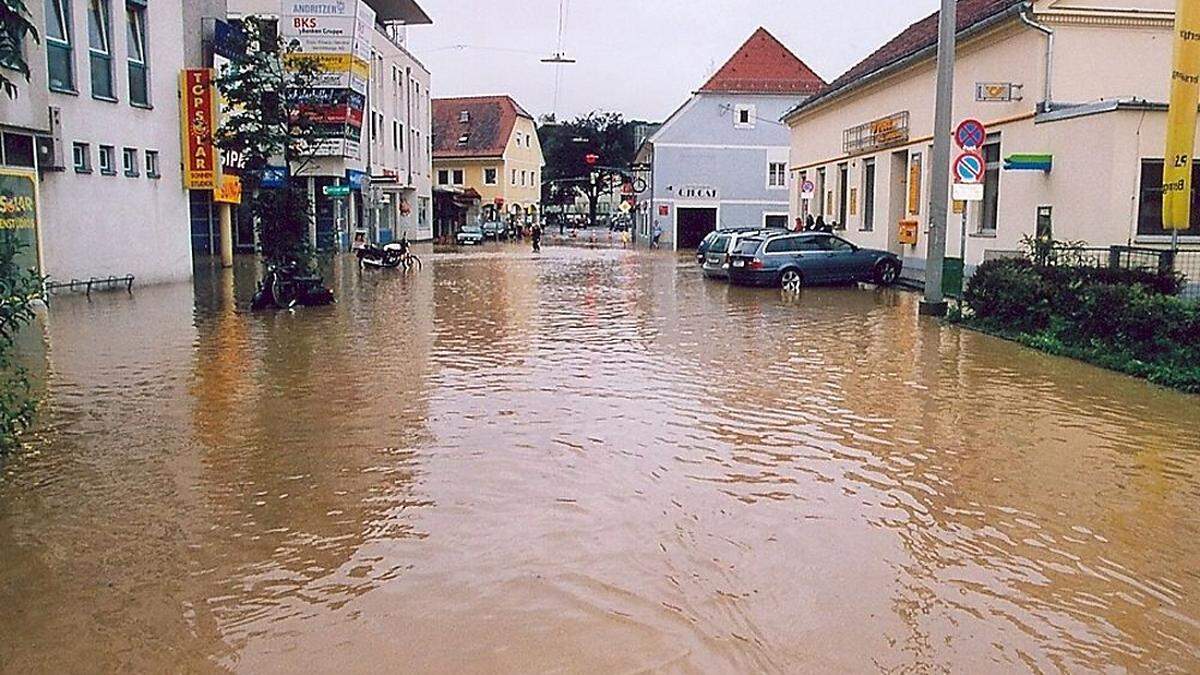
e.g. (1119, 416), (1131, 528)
(1040, 245), (1200, 300)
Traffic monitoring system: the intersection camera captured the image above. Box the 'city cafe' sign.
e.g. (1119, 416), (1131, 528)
(181, 68), (217, 190)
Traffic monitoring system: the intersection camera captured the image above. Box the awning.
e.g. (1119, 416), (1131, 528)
(364, 0), (433, 24)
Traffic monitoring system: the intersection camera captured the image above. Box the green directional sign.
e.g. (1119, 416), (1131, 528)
(323, 185), (351, 197)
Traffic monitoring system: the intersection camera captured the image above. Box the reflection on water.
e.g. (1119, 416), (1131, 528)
(1, 245), (1198, 673)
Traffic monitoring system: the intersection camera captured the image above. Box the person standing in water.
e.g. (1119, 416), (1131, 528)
(531, 222), (543, 253)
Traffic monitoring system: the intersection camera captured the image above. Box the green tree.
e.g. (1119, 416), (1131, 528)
(0, 234), (43, 454)
(0, 0), (39, 99)
(538, 112), (644, 225)
(215, 17), (326, 272)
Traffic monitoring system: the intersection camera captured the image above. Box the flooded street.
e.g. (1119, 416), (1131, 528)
(1, 244), (1198, 673)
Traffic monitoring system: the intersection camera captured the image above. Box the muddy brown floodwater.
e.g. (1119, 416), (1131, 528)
(1, 244), (1198, 673)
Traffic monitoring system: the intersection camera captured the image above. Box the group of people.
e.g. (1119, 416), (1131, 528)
(801, 215), (836, 233)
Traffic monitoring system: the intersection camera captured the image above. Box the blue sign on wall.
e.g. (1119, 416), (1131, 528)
(346, 169), (367, 190)
(213, 20), (247, 62)
(260, 167), (287, 189)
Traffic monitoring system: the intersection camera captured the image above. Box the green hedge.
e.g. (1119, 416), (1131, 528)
(960, 258), (1200, 393)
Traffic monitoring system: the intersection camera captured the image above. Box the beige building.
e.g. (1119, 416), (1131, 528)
(432, 95), (544, 228)
(784, 0), (1195, 280)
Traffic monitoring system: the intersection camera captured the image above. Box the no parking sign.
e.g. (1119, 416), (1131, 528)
(953, 151), (985, 184)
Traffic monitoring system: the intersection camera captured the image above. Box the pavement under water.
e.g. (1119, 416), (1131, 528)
(1, 244), (1198, 673)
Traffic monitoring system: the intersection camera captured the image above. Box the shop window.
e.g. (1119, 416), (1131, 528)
(1137, 159), (1200, 236)
(484, 168), (497, 185)
(73, 141), (91, 173)
(2, 133), (35, 168)
(862, 158), (876, 232)
(98, 145), (115, 175)
(452, 169), (463, 185)
(734, 104), (755, 129)
(122, 147), (138, 176)
(979, 138), (1001, 234)
(45, 0), (75, 92)
(767, 162), (787, 189)
(126, 0), (149, 107)
(145, 149), (159, 178)
(87, 0), (114, 99)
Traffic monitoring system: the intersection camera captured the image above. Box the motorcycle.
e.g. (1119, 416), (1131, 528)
(252, 261), (335, 310)
(357, 242), (406, 269)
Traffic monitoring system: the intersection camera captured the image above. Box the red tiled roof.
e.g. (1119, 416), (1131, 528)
(698, 27), (826, 95)
(793, 0), (1026, 114)
(433, 95), (533, 159)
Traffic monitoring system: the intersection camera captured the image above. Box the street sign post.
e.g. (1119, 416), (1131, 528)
(953, 151), (985, 184)
(955, 119), (986, 150)
(323, 184), (351, 198)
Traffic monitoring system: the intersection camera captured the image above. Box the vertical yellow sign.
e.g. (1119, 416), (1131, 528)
(1163, 0), (1200, 230)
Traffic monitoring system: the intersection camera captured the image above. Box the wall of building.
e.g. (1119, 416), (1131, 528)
(501, 116), (544, 214)
(786, 6), (1184, 274)
(3, 0), (192, 285)
(647, 93), (800, 247)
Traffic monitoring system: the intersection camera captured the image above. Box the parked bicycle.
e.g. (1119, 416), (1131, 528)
(252, 261), (334, 310)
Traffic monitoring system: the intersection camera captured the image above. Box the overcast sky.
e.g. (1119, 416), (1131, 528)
(406, 0), (941, 122)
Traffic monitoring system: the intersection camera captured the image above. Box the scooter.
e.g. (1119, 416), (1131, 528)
(357, 242), (406, 269)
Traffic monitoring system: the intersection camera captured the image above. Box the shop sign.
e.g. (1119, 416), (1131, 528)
(213, 20), (247, 62)
(843, 111), (910, 154)
(677, 185), (718, 200)
(1163, 0), (1200, 230)
(181, 68), (218, 190)
(260, 166), (287, 189)
(975, 82), (1022, 103)
(213, 174), (243, 205)
(658, 204), (670, 216)
(898, 219), (919, 246)
(0, 169), (41, 274)
(345, 169), (367, 190)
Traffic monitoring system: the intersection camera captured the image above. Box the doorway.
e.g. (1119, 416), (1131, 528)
(676, 207), (717, 249)
(887, 150), (908, 255)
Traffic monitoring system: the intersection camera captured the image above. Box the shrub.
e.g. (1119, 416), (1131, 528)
(963, 258), (1050, 332)
(0, 235), (43, 454)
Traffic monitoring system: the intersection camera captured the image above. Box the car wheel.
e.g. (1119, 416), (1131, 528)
(874, 260), (900, 286)
(780, 269), (803, 292)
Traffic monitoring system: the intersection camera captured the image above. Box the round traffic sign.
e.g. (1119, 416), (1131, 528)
(955, 119), (986, 150)
(954, 151), (985, 183)
(801, 180), (816, 194)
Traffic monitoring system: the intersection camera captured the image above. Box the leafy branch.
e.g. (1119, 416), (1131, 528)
(0, 0), (40, 99)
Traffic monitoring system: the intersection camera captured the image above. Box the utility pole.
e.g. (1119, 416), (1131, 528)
(920, 0), (957, 316)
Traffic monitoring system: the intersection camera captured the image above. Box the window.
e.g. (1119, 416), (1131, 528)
(437, 169), (449, 185)
(817, 235), (855, 252)
(87, 0), (114, 99)
(764, 214), (788, 229)
(2, 133), (35, 167)
(145, 149), (159, 178)
(452, 169), (464, 185)
(392, 65), (398, 84)
(418, 196), (429, 227)
(767, 162), (787, 189)
(520, 170), (526, 187)
(122, 147), (138, 176)
(484, 168), (497, 185)
(512, 169), (517, 186)
(861, 158), (876, 232)
(396, 122), (403, 151)
(98, 145), (115, 174)
(979, 138), (1001, 234)
(734, 104), (755, 129)
(126, 0), (149, 106)
(73, 142), (91, 173)
(457, 134), (469, 145)
(837, 163), (849, 229)
(765, 237), (795, 254)
(460, 110), (470, 123)
(1137, 159), (1200, 236)
(45, 0), (75, 91)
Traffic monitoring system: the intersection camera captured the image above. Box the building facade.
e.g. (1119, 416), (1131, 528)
(784, 0), (1193, 279)
(1, 0), (191, 285)
(432, 95), (544, 230)
(634, 28), (825, 249)
(221, 0), (434, 249)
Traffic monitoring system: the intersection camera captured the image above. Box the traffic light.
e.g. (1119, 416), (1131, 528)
(584, 153), (599, 166)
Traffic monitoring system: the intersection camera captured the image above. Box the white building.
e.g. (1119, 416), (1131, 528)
(226, 0), (434, 247)
(0, 0), (192, 285)
(784, 0), (1194, 280)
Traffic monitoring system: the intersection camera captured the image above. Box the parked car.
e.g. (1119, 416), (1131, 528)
(727, 232), (902, 291)
(481, 221), (506, 240)
(457, 224), (485, 246)
(696, 226), (787, 263)
(701, 233), (734, 279)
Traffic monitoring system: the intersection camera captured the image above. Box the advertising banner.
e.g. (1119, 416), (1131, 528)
(282, 0), (373, 159)
(181, 69), (218, 189)
(0, 169), (41, 274)
(1162, 0), (1200, 231)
